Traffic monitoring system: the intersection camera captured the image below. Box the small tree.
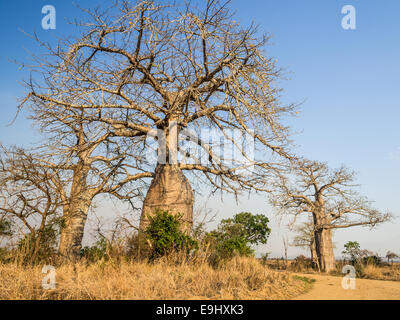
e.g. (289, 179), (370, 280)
(386, 251), (399, 265)
(283, 236), (289, 269)
(1, 132), (149, 262)
(342, 241), (362, 263)
(206, 212), (271, 263)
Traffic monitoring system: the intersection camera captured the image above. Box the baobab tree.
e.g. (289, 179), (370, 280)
(21, 0), (295, 232)
(17, 88), (153, 259)
(270, 159), (392, 273)
(1, 130), (150, 261)
(291, 221), (319, 271)
(0, 147), (65, 263)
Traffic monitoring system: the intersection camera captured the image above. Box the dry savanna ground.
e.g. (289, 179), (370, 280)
(267, 259), (400, 300)
(0, 256), (311, 300)
(293, 272), (400, 300)
(267, 259), (400, 282)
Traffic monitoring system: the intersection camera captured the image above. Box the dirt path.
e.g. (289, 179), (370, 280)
(292, 273), (400, 300)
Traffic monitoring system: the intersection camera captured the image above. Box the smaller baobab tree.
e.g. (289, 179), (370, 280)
(19, 75), (153, 260)
(1, 140), (150, 262)
(291, 220), (319, 271)
(270, 159), (392, 273)
(0, 146), (65, 263)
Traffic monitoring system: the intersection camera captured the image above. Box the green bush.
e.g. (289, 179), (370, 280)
(16, 223), (59, 264)
(362, 255), (381, 266)
(291, 255), (313, 272)
(145, 210), (198, 259)
(80, 237), (109, 262)
(0, 218), (13, 237)
(205, 212), (271, 264)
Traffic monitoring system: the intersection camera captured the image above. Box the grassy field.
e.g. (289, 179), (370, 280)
(0, 256), (310, 300)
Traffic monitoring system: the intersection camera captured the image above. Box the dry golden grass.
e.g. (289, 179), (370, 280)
(362, 264), (400, 281)
(362, 265), (383, 279)
(0, 256), (309, 300)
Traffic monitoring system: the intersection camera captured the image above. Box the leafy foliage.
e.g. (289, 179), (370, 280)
(362, 255), (381, 266)
(17, 222), (59, 264)
(145, 210), (198, 259)
(226, 212), (271, 245)
(0, 218), (13, 237)
(342, 241), (361, 262)
(80, 237), (109, 262)
(206, 212), (271, 264)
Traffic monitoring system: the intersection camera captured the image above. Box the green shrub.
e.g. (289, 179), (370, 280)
(342, 241), (361, 263)
(205, 212), (271, 265)
(145, 210), (198, 259)
(362, 255), (381, 266)
(80, 237), (109, 262)
(0, 218), (13, 237)
(16, 223), (59, 264)
(291, 255), (313, 272)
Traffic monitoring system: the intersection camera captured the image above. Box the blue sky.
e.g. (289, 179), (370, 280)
(0, 1), (399, 258)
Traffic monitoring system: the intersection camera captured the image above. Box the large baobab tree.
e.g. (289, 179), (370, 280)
(21, 0), (295, 231)
(270, 159), (392, 273)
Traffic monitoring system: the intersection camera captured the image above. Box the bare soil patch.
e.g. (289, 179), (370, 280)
(292, 273), (400, 300)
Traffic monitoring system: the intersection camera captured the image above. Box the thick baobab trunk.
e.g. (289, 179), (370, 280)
(313, 216), (335, 273)
(59, 164), (92, 261)
(310, 239), (320, 271)
(316, 228), (335, 273)
(140, 163), (194, 232)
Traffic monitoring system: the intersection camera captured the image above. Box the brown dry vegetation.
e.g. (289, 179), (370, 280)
(361, 264), (400, 281)
(0, 256), (309, 300)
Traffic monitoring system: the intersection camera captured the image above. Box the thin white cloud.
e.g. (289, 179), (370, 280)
(389, 147), (400, 160)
